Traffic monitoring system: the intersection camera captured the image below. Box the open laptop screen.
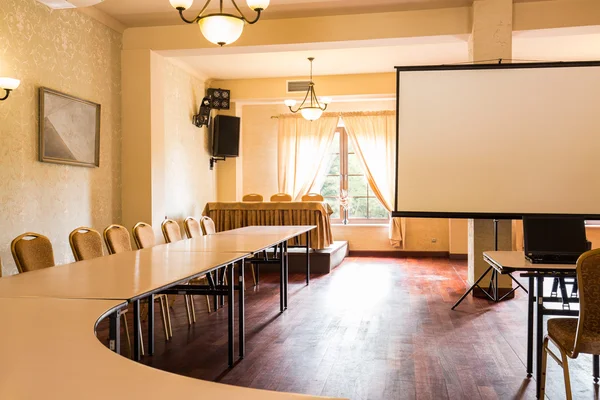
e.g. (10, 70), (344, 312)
(523, 217), (588, 255)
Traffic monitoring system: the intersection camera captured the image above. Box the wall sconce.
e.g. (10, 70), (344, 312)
(0, 77), (20, 101)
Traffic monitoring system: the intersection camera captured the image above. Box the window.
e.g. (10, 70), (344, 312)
(319, 127), (389, 223)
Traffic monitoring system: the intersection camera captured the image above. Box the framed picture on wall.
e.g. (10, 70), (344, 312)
(39, 87), (101, 167)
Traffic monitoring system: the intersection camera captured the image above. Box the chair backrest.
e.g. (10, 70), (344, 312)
(103, 225), (132, 255)
(270, 193), (292, 202)
(11, 232), (55, 273)
(200, 216), (216, 235)
(69, 227), (103, 261)
(161, 219), (183, 243)
(301, 193), (324, 202)
(574, 248), (600, 355)
(132, 222), (155, 249)
(242, 193), (263, 202)
(184, 217), (203, 239)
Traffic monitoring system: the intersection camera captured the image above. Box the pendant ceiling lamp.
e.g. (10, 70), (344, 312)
(169, 0), (269, 46)
(284, 57), (332, 121)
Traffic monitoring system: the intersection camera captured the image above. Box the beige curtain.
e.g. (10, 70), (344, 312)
(278, 114), (339, 201)
(343, 111), (405, 248)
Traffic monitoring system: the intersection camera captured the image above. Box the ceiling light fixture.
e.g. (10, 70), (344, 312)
(284, 57), (332, 121)
(0, 77), (20, 101)
(169, 0), (269, 47)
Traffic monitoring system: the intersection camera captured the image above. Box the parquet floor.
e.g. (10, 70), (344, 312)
(97, 257), (600, 399)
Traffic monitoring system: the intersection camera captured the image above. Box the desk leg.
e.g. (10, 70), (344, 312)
(109, 309), (121, 355)
(280, 242), (285, 312)
(220, 268), (226, 307)
(147, 294), (154, 356)
(239, 260), (245, 359)
(536, 276), (544, 398)
(133, 299), (141, 361)
(306, 232), (310, 285)
(213, 271), (219, 311)
(594, 355), (599, 383)
(285, 241), (289, 310)
(527, 276), (534, 378)
(228, 263), (235, 367)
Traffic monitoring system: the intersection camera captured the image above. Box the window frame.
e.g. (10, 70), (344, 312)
(322, 127), (390, 225)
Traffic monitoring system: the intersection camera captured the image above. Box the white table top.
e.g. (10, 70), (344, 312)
(153, 232), (302, 254)
(0, 297), (344, 400)
(484, 251), (576, 272)
(0, 250), (246, 301)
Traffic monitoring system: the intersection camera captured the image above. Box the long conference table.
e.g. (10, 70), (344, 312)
(0, 226), (339, 400)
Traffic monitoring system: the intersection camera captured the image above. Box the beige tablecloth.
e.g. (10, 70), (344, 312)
(202, 202), (334, 250)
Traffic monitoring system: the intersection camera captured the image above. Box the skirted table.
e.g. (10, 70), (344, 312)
(202, 202), (334, 250)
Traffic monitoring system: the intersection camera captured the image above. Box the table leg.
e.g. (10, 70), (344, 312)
(306, 231), (310, 285)
(228, 263), (235, 367)
(280, 242), (285, 312)
(285, 241), (289, 309)
(133, 299), (141, 361)
(239, 259), (245, 359)
(213, 271), (219, 311)
(527, 276), (534, 378)
(109, 309), (121, 354)
(536, 276), (544, 398)
(594, 355), (599, 383)
(220, 268), (226, 307)
(147, 294), (154, 356)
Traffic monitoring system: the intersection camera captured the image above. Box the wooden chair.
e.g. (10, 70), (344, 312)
(161, 219), (199, 323)
(11, 232), (55, 273)
(130, 221), (173, 339)
(242, 193), (263, 202)
(201, 217), (256, 286)
(103, 225), (133, 255)
(540, 248), (600, 400)
(301, 193), (324, 202)
(69, 226), (133, 357)
(270, 193), (292, 202)
(184, 217), (203, 239)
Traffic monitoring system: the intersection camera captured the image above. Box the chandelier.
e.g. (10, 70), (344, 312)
(169, 0), (270, 46)
(284, 57), (332, 121)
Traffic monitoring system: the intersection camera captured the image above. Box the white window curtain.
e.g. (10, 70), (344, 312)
(343, 111), (405, 248)
(277, 114), (339, 201)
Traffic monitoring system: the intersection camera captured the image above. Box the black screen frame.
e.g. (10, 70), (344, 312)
(392, 60), (600, 220)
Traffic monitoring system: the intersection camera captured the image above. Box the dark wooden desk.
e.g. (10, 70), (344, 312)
(483, 251), (597, 398)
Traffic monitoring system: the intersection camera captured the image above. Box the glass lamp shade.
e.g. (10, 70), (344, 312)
(247, 0), (270, 10)
(198, 15), (245, 46)
(0, 77), (20, 90)
(300, 107), (323, 121)
(284, 99), (297, 107)
(169, 0), (193, 9)
(320, 96), (332, 105)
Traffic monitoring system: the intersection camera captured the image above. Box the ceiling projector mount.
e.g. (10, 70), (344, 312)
(35, 0), (104, 9)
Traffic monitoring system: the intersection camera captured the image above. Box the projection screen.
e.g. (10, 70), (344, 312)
(393, 62), (600, 219)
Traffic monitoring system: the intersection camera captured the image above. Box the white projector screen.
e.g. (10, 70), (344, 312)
(395, 62), (600, 218)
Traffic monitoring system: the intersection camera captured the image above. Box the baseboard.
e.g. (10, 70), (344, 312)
(449, 254), (468, 260)
(348, 250), (450, 258)
(472, 286), (516, 300)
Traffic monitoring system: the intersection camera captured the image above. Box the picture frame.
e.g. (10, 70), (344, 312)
(39, 87), (101, 168)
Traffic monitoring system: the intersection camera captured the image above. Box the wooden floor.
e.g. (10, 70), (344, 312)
(97, 257), (600, 399)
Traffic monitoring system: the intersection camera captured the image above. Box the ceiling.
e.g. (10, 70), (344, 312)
(167, 27), (600, 80)
(95, 0), (475, 27)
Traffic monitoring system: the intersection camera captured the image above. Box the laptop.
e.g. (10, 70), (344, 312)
(523, 217), (588, 264)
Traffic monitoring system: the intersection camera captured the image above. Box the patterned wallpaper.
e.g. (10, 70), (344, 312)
(0, 0), (122, 275)
(164, 61), (216, 226)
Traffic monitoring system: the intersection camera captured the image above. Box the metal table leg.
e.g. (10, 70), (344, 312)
(239, 259), (245, 359)
(133, 299), (141, 361)
(109, 309), (121, 354)
(147, 294), (154, 355)
(227, 263), (235, 367)
(594, 355), (599, 383)
(306, 231), (310, 285)
(536, 276), (544, 398)
(527, 276), (534, 377)
(285, 241), (289, 309)
(279, 242), (284, 312)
